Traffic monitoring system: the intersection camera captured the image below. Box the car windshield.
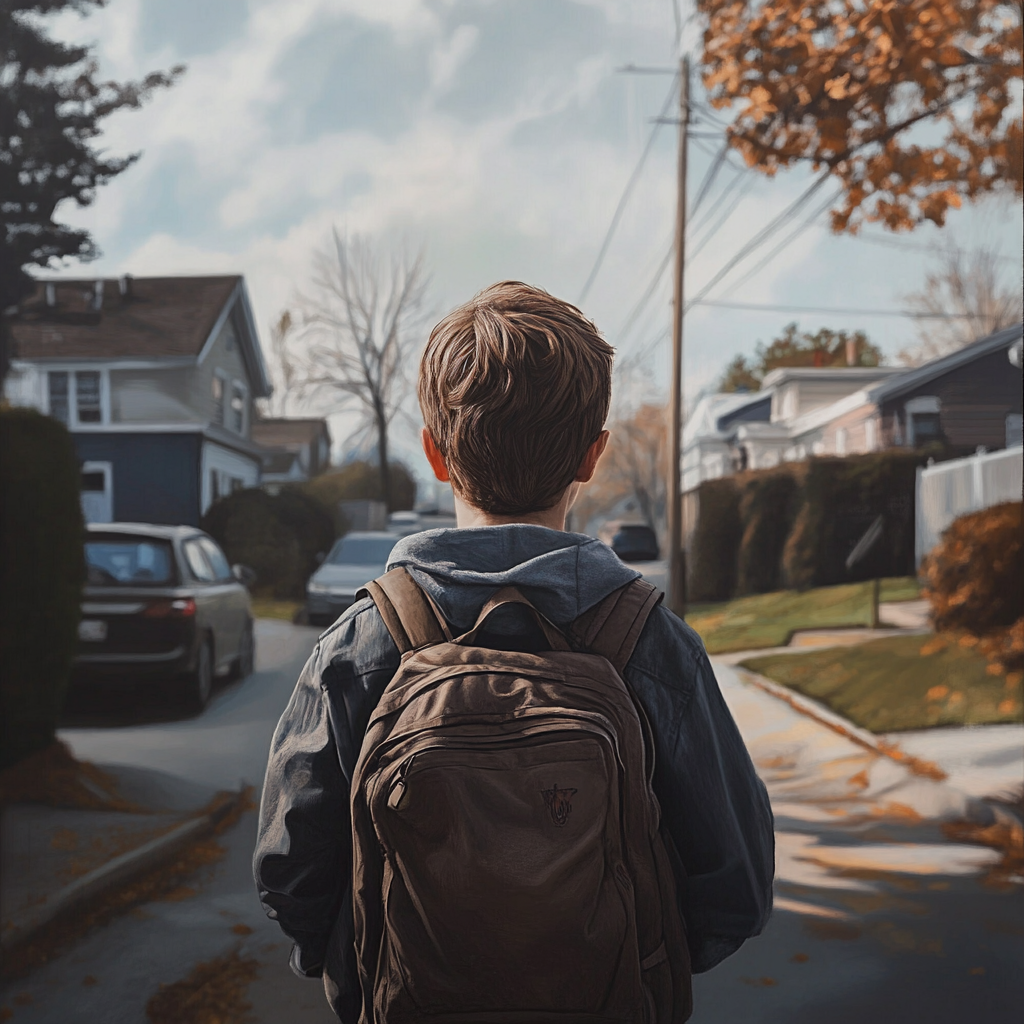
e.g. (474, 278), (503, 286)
(326, 536), (396, 565)
(85, 537), (175, 586)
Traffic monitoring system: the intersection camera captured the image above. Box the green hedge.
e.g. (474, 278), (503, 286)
(688, 478), (742, 602)
(782, 452), (924, 590)
(736, 470), (801, 596)
(302, 460), (416, 528)
(201, 488), (335, 600)
(0, 408), (84, 769)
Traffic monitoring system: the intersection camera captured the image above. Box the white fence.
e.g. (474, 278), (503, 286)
(916, 445), (1023, 566)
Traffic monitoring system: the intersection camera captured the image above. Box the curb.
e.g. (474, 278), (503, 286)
(728, 662), (950, 781)
(0, 787), (247, 953)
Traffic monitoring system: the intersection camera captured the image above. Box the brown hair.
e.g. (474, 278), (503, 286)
(419, 281), (614, 515)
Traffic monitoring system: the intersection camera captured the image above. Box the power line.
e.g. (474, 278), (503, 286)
(691, 300), (988, 319)
(577, 75), (679, 304)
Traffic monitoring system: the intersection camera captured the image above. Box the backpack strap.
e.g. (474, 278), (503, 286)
(358, 567), (452, 655)
(569, 578), (662, 674)
(455, 587), (572, 652)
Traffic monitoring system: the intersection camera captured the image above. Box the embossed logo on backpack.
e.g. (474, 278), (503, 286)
(541, 783), (578, 826)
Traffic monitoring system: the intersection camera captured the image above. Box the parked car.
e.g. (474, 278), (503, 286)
(598, 521), (660, 562)
(74, 523), (255, 710)
(306, 531), (398, 626)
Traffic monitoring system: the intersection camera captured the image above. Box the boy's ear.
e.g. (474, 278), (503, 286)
(421, 428), (451, 482)
(574, 430), (610, 484)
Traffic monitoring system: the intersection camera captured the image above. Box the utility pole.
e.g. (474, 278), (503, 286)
(667, 56), (689, 618)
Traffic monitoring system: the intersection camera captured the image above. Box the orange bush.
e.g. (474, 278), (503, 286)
(922, 502), (1023, 634)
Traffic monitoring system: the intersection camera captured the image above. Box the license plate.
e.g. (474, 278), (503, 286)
(78, 619), (108, 642)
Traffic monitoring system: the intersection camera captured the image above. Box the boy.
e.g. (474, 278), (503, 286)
(254, 282), (774, 1021)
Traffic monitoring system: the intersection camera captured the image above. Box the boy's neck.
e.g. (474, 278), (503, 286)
(453, 486), (578, 532)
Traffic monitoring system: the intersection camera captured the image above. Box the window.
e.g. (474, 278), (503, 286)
(48, 371), (70, 425)
(85, 537), (175, 586)
(198, 537), (233, 581)
(230, 382), (246, 433)
(76, 371), (102, 423)
(47, 370), (107, 426)
(911, 412), (942, 446)
(1007, 413), (1023, 448)
(211, 374), (225, 426)
(183, 538), (215, 582)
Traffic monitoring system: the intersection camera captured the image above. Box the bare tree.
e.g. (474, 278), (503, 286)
(258, 310), (301, 418)
(295, 231), (430, 510)
(901, 244), (1023, 365)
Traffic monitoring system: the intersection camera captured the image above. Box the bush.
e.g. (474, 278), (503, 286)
(302, 460), (416, 525)
(736, 470), (801, 596)
(688, 478), (742, 602)
(201, 488), (335, 599)
(0, 408), (84, 770)
(922, 502), (1023, 635)
(782, 452), (923, 589)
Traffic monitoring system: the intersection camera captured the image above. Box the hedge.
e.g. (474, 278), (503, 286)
(782, 452), (924, 590)
(735, 470), (801, 596)
(201, 488), (335, 600)
(922, 501), (1023, 635)
(302, 460), (416, 528)
(688, 478), (742, 602)
(0, 408), (84, 770)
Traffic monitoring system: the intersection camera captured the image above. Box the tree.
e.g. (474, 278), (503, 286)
(900, 243), (1024, 363)
(699, 0), (1023, 233)
(574, 403), (667, 533)
(258, 311), (301, 418)
(294, 231), (430, 511)
(719, 323), (884, 391)
(0, 0), (183, 310)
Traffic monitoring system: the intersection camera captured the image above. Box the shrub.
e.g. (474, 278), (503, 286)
(688, 478), (742, 602)
(201, 488), (335, 599)
(736, 470), (801, 596)
(782, 452), (923, 589)
(302, 460), (416, 525)
(922, 502), (1023, 635)
(0, 408), (84, 770)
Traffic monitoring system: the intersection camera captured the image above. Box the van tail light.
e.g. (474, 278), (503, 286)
(144, 598), (196, 618)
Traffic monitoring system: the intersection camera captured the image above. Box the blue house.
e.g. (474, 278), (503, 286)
(4, 275), (272, 526)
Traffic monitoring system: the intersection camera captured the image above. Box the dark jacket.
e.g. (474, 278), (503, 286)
(254, 526), (774, 1020)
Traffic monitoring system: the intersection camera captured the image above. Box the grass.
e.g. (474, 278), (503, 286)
(740, 633), (1024, 733)
(249, 598), (302, 622)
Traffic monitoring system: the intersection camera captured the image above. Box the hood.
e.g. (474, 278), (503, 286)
(386, 525), (639, 631)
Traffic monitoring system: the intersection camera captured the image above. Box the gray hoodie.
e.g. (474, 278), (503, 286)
(255, 526), (774, 1021)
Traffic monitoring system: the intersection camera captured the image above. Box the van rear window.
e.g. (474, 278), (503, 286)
(85, 537), (176, 586)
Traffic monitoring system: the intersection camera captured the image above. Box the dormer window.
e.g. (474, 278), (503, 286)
(212, 374), (225, 426)
(230, 381), (247, 433)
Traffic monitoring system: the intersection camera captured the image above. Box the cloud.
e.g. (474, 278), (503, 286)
(429, 24), (480, 94)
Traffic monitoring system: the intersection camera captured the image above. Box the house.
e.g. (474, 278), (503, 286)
(683, 323), (1023, 490)
(251, 417), (332, 489)
(3, 275), (272, 526)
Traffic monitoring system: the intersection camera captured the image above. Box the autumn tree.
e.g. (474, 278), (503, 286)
(294, 231), (430, 511)
(574, 403), (667, 533)
(900, 243), (1024, 363)
(258, 311), (301, 418)
(699, 0), (1023, 233)
(719, 323), (883, 391)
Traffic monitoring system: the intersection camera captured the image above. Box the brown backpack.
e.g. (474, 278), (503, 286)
(351, 568), (692, 1023)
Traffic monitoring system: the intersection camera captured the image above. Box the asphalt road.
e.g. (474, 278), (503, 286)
(3, 619), (1021, 1023)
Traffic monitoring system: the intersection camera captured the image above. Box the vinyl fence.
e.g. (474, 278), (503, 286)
(916, 445), (1023, 566)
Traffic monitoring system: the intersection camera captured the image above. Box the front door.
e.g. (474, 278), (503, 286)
(81, 462), (113, 523)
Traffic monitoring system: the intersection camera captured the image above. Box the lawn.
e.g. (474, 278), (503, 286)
(249, 598), (303, 622)
(685, 577), (920, 655)
(740, 633), (1023, 733)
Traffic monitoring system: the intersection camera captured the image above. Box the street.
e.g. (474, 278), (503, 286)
(2, 619), (1021, 1023)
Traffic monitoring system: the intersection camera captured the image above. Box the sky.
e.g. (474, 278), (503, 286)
(42, 0), (1024, 472)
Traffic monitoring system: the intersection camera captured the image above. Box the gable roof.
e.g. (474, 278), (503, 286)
(9, 275), (272, 396)
(867, 322), (1023, 404)
(251, 417), (331, 450)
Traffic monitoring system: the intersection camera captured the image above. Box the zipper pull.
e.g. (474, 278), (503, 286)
(387, 755), (414, 810)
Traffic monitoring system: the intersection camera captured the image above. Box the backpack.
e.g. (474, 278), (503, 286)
(350, 567), (692, 1023)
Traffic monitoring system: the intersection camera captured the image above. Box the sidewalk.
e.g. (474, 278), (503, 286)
(1, 760), (237, 958)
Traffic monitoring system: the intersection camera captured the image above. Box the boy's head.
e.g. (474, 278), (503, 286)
(419, 281), (614, 516)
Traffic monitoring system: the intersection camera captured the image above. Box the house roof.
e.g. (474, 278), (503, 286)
(683, 391), (770, 448)
(9, 275), (272, 396)
(251, 417), (331, 450)
(866, 322), (1024, 404)
(760, 365), (905, 388)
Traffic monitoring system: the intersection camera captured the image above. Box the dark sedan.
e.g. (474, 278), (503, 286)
(74, 523), (255, 710)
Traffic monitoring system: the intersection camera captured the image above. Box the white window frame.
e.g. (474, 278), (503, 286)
(211, 369), (228, 427)
(229, 378), (248, 435)
(43, 367), (111, 428)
